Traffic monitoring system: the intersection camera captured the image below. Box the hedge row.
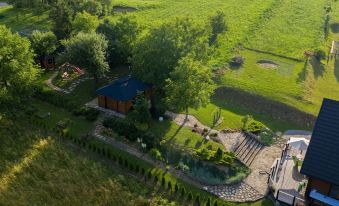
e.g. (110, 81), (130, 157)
(103, 117), (159, 150)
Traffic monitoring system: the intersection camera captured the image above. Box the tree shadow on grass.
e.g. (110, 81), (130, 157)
(297, 60), (308, 83)
(310, 57), (325, 79)
(334, 58), (339, 82)
(212, 87), (316, 131)
(331, 23), (339, 33)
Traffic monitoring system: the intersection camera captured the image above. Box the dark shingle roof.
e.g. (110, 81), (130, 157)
(96, 76), (152, 101)
(300, 98), (339, 185)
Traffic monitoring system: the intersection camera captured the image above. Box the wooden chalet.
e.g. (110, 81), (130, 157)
(300, 99), (339, 206)
(96, 76), (152, 114)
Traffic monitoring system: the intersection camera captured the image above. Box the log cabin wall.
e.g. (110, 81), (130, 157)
(98, 95), (106, 108)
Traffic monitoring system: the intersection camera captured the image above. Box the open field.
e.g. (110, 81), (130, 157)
(0, 5), (51, 33)
(1, 0), (339, 129)
(246, 0), (330, 59)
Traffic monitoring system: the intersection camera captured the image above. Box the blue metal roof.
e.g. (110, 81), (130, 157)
(96, 76), (152, 101)
(310, 190), (339, 206)
(301, 98), (339, 185)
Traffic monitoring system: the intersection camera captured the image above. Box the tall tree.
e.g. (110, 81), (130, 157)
(98, 16), (141, 66)
(31, 30), (58, 57)
(49, 0), (74, 39)
(61, 32), (109, 81)
(131, 18), (210, 87)
(209, 11), (227, 45)
(0, 26), (39, 111)
(165, 57), (214, 115)
(127, 94), (152, 128)
(72, 11), (99, 34)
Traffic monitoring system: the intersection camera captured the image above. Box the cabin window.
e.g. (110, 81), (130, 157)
(329, 185), (339, 200)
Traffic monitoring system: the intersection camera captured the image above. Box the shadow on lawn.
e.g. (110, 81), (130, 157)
(212, 87), (316, 131)
(310, 57), (325, 79)
(334, 59), (339, 82)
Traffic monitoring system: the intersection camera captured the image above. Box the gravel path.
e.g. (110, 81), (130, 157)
(45, 71), (93, 94)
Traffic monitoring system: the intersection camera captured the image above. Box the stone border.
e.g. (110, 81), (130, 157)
(45, 71), (94, 94)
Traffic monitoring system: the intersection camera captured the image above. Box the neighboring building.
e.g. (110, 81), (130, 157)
(301, 98), (339, 206)
(39, 55), (56, 70)
(96, 76), (152, 114)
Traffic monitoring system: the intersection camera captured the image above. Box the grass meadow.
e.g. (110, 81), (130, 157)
(1, 1), (339, 129)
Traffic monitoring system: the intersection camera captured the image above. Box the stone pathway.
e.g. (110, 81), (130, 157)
(165, 111), (283, 196)
(93, 115), (265, 202)
(45, 71), (94, 94)
(205, 183), (263, 202)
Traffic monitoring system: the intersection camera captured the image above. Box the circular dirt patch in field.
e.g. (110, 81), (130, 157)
(113, 5), (137, 13)
(257, 60), (279, 69)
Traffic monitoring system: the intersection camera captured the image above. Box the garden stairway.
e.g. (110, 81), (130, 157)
(234, 133), (264, 167)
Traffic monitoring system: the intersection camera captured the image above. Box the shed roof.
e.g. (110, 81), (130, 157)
(96, 76), (152, 101)
(300, 98), (339, 185)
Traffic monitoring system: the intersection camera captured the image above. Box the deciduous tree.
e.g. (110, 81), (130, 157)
(73, 11), (99, 34)
(165, 57), (214, 115)
(0, 26), (39, 111)
(98, 16), (141, 66)
(61, 32), (109, 81)
(131, 18), (210, 87)
(31, 30), (58, 57)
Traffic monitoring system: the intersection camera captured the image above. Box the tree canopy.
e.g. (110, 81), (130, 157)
(98, 17), (141, 66)
(131, 18), (211, 87)
(165, 57), (214, 114)
(0, 25), (39, 110)
(31, 30), (58, 57)
(127, 94), (152, 128)
(73, 11), (99, 34)
(61, 32), (109, 81)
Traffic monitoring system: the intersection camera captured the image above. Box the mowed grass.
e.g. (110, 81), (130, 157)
(219, 50), (304, 106)
(111, 0), (278, 61)
(0, 5), (51, 33)
(149, 120), (225, 153)
(246, 0), (330, 59)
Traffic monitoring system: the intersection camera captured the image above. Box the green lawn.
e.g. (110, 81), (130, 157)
(32, 100), (94, 137)
(246, 0), (330, 59)
(149, 120), (225, 153)
(0, 5), (51, 33)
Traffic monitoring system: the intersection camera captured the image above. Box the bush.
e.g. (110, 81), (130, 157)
(150, 148), (163, 161)
(213, 200), (218, 206)
(195, 195), (201, 206)
(206, 197), (211, 206)
(242, 115), (264, 134)
(174, 183), (179, 193)
(187, 192), (193, 201)
(259, 127), (276, 146)
(161, 177), (166, 187)
(230, 55), (245, 66)
(181, 187), (186, 196)
(167, 181), (172, 191)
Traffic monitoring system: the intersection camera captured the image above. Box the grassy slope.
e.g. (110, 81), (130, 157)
(111, 0), (276, 62)
(246, 0), (330, 59)
(0, 5), (51, 33)
(0, 119), (172, 205)
(0, 111), (274, 206)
